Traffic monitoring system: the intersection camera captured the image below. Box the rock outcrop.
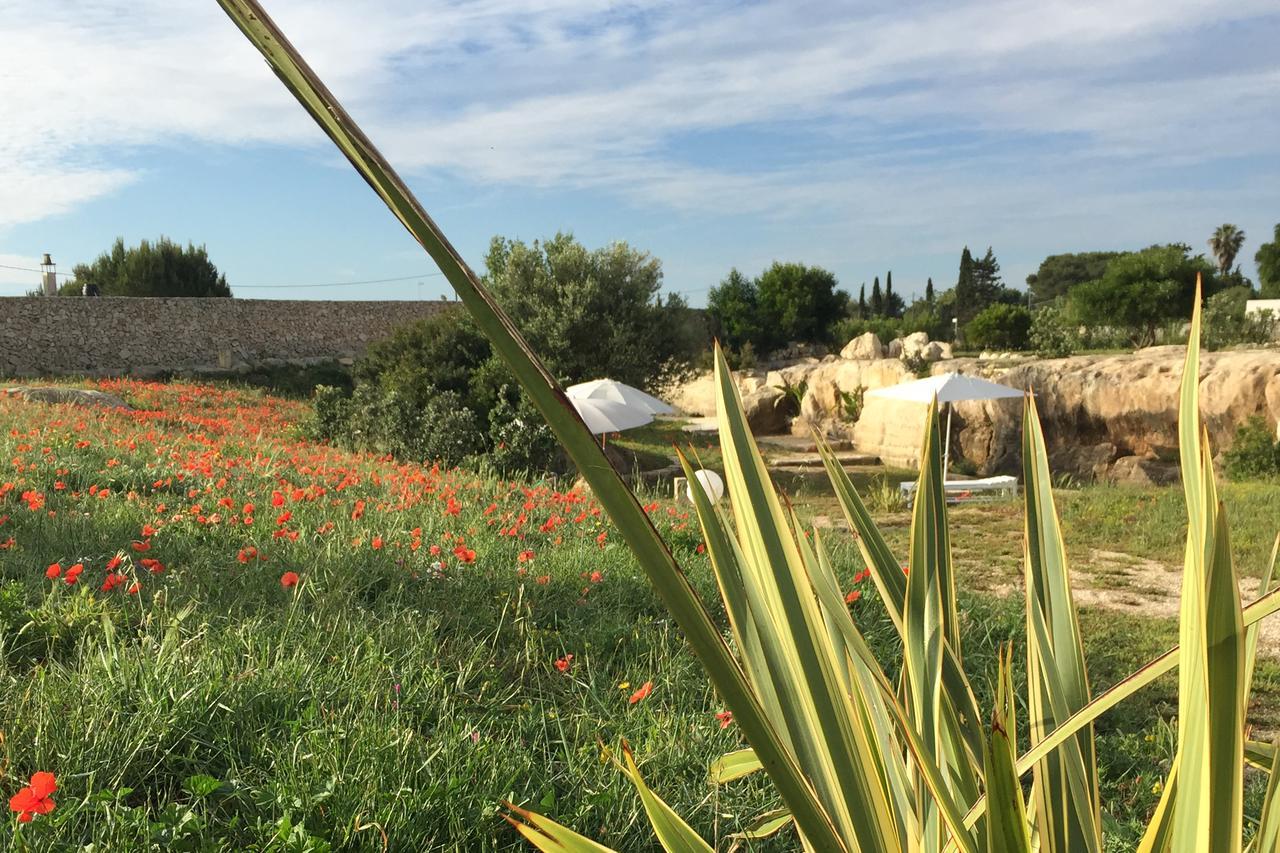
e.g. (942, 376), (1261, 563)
(663, 343), (1280, 484)
(839, 332), (884, 360)
(853, 349), (1280, 480)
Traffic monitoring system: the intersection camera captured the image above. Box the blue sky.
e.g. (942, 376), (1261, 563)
(2, 0), (1278, 304)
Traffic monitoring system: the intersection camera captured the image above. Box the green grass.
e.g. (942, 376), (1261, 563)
(1, 379), (1279, 850)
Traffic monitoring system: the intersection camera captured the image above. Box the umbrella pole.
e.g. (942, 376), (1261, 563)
(943, 403), (952, 480)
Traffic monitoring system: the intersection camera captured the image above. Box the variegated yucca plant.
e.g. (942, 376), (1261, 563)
(218, 2), (1280, 849)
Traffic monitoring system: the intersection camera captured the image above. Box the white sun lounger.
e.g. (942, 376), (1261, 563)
(899, 475), (1018, 505)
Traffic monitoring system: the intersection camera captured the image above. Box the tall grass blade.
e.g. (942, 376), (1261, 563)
(214, 3), (845, 848)
(502, 802), (620, 853)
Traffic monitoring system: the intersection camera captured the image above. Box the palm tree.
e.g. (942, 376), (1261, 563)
(1209, 223), (1246, 275)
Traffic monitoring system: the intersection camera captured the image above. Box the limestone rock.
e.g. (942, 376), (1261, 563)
(742, 385), (791, 435)
(901, 331), (931, 360)
(1103, 455), (1180, 486)
(840, 332), (884, 360)
(4, 386), (131, 410)
(887, 338), (904, 358)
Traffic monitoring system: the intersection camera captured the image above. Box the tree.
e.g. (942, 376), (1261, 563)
(972, 247), (1003, 305)
(1256, 223), (1280, 298)
(1069, 244), (1220, 347)
(954, 247), (978, 325)
(925, 277), (935, 303)
(484, 232), (701, 389)
(1025, 251), (1122, 303)
(1208, 224), (1246, 276)
(857, 284), (867, 318)
(754, 261), (845, 349)
(870, 276), (884, 316)
(69, 237), (231, 297)
(883, 271), (905, 318)
(707, 268), (761, 351)
(965, 303), (1032, 350)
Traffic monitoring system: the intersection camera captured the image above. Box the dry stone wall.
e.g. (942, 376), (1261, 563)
(0, 297), (452, 377)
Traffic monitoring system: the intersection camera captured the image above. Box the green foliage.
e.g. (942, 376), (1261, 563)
(356, 310), (495, 416)
(706, 269), (761, 352)
(755, 261), (846, 350)
(484, 233), (703, 390)
(1223, 417), (1280, 481)
(1069, 244), (1219, 347)
(1025, 252), (1122, 304)
(67, 236), (232, 297)
(1256, 224), (1280, 299)
(955, 246), (1013, 325)
(487, 387), (564, 477)
(707, 262), (846, 354)
(839, 386), (866, 424)
(1030, 304), (1078, 358)
(1203, 287), (1278, 350)
(965, 303), (1033, 350)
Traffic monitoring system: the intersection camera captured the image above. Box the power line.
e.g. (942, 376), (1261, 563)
(0, 263), (44, 273)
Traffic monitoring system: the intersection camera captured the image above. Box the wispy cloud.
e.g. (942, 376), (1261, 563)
(2, 0), (1277, 289)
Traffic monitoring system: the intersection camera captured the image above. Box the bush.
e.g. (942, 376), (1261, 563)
(486, 387), (563, 477)
(833, 317), (902, 347)
(1223, 416), (1280, 480)
(964, 303), (1032, 350)
(1030, 304), (1077, 357)
(1203, 286), (1277, 350)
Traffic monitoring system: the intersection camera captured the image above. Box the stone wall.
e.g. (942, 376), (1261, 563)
(0, 297), (453, 377)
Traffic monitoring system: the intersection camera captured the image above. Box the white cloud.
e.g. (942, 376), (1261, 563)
(0, 0), (1277, 269)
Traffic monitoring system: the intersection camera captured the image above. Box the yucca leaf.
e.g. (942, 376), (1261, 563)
(820, 437), (985, 766)
(1170, 280), (1245, 853)
(983, 646), (1032, 853)
(1022, 392), (1102, 853)
(214, 3), (846, 849)
(618, 743), (716, 853)
(731, 808), (795, 840)
(1252, 738), (1280, 853)
(709, 748), (762, 784)
(712, 347), (898, 850)
(502, 802), (620, 853)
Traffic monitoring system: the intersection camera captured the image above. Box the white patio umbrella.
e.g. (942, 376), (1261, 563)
(865, 372), (1023, 477)
(566, 379), (675, 416)
(568, 395), (654, 438)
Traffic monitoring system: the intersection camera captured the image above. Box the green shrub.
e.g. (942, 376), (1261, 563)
(1223, 416), (1280, 480)
(486, 387), (563, 477)
(1203, 286), (1277, 350)
(965, 302), (1032, 350)
(839, 385), (865, 423)
(1030, 304), (1078, 357)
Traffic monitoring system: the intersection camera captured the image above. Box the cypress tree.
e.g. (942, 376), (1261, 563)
(956, 247), (976, 324)
(858, 284), (867, 317)
(925, 277), (935, 303)
(870, 276), (883, 316)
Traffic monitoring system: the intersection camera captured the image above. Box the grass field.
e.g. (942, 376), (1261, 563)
(2, 379), (1279, 850)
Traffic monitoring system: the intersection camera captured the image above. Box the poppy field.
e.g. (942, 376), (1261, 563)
(0, 379), (1274, 850)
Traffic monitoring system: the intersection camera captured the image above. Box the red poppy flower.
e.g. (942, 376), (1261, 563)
(517, 549), (535, 563)
(9, 771), (56, 822)
(280, 571), (300, 589)
(131, 540), (151, 552)
(629, 681), (653, 705)
(554, 654), (573, 673)
(453, 545), (476, 564)
(64, 563), (84, 584)
(715, 710), (734, 729)
(106, 554), (123, 572)
(45, 562), (61, 579)
(371, 535), (384, 550)
(845, 590), (862, 604)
